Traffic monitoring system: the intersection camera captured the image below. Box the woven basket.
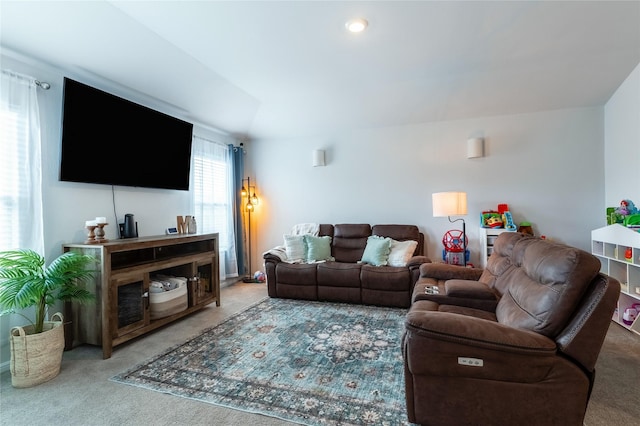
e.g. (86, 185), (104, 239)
(10, 312), (65, 388)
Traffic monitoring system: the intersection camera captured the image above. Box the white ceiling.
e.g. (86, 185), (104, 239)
(2, 1), (639, 140)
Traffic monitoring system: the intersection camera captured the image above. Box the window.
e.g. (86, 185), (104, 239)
(191, 137), (238, 279)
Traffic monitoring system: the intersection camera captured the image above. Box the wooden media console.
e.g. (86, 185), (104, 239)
(63, 233), (220, 359)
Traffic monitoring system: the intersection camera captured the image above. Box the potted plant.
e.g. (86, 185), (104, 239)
(0, 249), (96, 387)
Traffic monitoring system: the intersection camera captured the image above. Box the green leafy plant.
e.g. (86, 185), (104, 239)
(0, 249), (96, 334)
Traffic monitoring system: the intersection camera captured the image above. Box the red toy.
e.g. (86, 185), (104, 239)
(442, 230), (469, 266)
(443, 230), (466, 253)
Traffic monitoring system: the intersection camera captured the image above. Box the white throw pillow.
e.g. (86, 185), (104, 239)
(283, 234), (306, 262)
(387, 239), (418, 267)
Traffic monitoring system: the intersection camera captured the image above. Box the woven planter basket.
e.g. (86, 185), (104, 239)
(10, 312), (65, 388)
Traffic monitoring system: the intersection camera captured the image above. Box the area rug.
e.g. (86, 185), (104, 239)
(111, 298), (411, 426)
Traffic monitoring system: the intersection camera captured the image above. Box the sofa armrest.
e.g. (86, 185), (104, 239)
(404, 310), (557, 382)
(444, 279), (497, 300)
(419, 262), (483, 281)
(406, 310), (556, 353)
(263, 245), (287, 263)
(408, 255), (431, 285)
(264, 253), (283, 263)
(407, 255), (430, 269)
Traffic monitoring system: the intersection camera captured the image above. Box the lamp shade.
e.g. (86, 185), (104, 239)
(432, 192), (468, 217)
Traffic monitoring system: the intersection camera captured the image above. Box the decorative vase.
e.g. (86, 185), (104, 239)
(9, 312), (65, 388)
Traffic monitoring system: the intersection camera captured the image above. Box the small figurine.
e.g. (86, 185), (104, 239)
(622, 305), (639, 325)
(518, 222), (534, 236)
(625, 247), (633, 261)
(615, 199), (638, 216)
(481, 211), (503, 228)
(486, 216), (503, 228)
(503, 211), (517, 231)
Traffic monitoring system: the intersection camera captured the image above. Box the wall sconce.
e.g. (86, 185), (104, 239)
(467, 137), (484, 159)
(313, 149), (326, 167)
(432, 191), (468, 266)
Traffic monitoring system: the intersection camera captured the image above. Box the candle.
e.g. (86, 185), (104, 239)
(95, 217), (107, 224)
(85, 220), (97, 227)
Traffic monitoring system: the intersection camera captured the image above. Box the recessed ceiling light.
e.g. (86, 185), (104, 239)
(345, 18), (368, 33)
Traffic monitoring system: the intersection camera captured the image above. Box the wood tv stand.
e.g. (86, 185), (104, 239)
(63, 233), (220, 359)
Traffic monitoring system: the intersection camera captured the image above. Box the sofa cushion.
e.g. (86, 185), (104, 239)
(478, 232), (530, 289)
(495, 237), (601, 337)
(360, 235), (392, 266)
(332, 224), (372, 262)
(317, 262), (362, 287)
(361, 265), (411, 291)
(303, 235), (333, 262)
(388, 239), (419, 267)
(275, 263), (318, 285)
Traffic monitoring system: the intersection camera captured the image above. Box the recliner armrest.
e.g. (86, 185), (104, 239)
(419, 263), (483, 281)
(407, 255), (430, 269)
(444, 279), (497, 300)
(404, 311), (557, 382)
(406, 310), (556, 354)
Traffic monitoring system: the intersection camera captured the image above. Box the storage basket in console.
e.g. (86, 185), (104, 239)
(149, 275), (188, 320)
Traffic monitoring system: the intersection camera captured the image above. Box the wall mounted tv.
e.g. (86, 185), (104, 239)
(60, 77), (194, 190)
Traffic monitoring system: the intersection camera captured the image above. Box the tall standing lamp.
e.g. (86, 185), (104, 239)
(241, 177), (260, 283)
(432, 191), (468, 266)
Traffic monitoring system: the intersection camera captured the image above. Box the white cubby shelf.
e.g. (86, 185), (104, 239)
(591, 224), (640, 335)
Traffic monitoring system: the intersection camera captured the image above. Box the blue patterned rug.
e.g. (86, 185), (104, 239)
(111, 297), (410, 425)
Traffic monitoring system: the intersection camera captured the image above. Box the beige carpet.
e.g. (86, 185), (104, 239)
(584, 321), (640, 425)
(0, 281), (638, 425)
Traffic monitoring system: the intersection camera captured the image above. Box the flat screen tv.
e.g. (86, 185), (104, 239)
(60, 77), (194, 190)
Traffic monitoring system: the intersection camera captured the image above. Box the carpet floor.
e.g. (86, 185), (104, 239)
(111, 297), (409, 426)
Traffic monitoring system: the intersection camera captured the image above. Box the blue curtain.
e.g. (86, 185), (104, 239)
(230, 144), (246, 277)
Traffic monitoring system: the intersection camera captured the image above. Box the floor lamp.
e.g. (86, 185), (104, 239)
(241, 177), (260, 283)
(432, 191), (468, 266)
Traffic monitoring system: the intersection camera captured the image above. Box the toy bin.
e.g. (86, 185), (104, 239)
(149, 276), (188, 320)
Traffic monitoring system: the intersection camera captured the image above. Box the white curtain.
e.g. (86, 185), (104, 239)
(190, 136), (239, 280)
(0, 70), (44, 254)
(0, 69), (45, 371)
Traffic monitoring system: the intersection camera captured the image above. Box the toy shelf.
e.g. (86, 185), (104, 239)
(479, 228), (512, 269)
(591, 224), (640, 335)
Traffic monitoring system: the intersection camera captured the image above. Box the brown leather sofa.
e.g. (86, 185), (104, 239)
(263, 224), (430, 308)
(403, 232), (620, 425)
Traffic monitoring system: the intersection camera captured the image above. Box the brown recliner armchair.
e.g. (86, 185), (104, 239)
(403, 232), (620, 426)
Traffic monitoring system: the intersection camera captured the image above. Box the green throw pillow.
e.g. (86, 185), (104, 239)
(304, 235), (333, 262)
(360, 235), (392, 266)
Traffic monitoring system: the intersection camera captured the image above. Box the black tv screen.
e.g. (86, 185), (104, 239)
(60, 77), (194, 190)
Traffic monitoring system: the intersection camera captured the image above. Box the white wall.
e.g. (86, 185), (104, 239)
(604, 62), (640, 209)
(251, 107), (605, 266)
